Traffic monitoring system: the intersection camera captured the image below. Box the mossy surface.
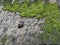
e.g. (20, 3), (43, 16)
(3, 0), (60, 43)
(0, 35), (7, 45)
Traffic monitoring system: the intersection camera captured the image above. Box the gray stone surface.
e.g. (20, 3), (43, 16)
(3, 0), (57, 4)
(0, 9), (45, 45)
(43, 0), (57, 4)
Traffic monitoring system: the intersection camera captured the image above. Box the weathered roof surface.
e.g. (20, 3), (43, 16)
(49, 0), (57, 3)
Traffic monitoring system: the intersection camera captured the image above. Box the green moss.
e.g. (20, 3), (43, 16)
(3, 0), (44, 18)
(41, 3), (60, 43)
(0, 35), (7, 45)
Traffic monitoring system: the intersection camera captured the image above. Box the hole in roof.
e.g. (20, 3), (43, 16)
(18, 23), (24, 29)
(38, 44), (47, 45)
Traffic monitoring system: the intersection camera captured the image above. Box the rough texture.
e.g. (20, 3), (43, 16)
(4, 0), (57, 4)
(0, 5), (45, 45)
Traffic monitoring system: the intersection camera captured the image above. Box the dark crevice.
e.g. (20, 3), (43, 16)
(58, 6), (60, 10)
(38, 44), (47, 45)
(3, 27), (8, 32)
(49, 44), (58, 45)
(18, 23), (24, 29)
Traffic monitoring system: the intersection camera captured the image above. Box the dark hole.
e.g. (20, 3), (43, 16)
(58, 6), (60, 9)
(34, 0), (38, 2)
(39, 44), (47, 45)
(18, 23), (24, 29)
(49, 44), (58, 45)
(47, 0), (49, 1)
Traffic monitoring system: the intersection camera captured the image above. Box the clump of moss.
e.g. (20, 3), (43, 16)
(3, 0), (44, 18)
(38, 3), (60, 43)
(0, 35), (7, 45)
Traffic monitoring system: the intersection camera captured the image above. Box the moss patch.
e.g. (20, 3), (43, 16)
(0, 35), (7, 45)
